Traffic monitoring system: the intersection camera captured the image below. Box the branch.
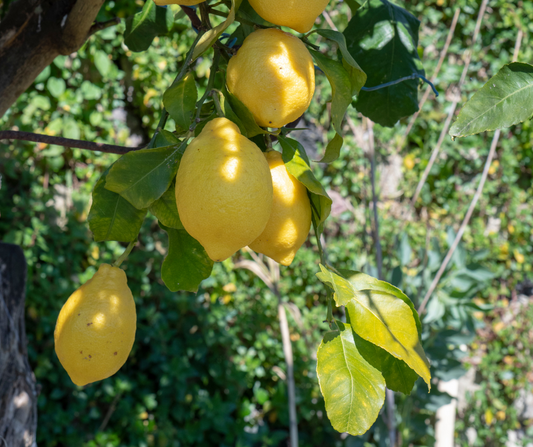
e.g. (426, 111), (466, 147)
(411, 0), (489, 205)
(0, 131), (144, 155)
(180, 6), (203, 30)
(88, 18), (121, 37)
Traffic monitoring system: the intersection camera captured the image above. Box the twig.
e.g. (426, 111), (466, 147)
(411, 0), (489, 205)
(418, 129), (500, 315)
(89, 18), (121, 37)
(386, 389), (396, 447)
(398, 8), (460, 151)
(418, 27), (523, 315)
(0, 131), (144, 154)
(98, 391), (123, 433)
(322, 10), (337, 31)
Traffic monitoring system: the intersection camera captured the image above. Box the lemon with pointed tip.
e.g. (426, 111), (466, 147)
(54, 264), (136, 387)
(249, 151), (311, 266)
(226, 28), (315, 129)
(175, 118), (273, 262)
(248, 0), (330, 33)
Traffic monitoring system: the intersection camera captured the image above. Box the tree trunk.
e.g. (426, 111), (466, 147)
(0, 243), (38, 447)
(0, 0), (105, 118)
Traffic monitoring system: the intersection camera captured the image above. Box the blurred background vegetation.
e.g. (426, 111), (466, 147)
(1, 0), (532, 445)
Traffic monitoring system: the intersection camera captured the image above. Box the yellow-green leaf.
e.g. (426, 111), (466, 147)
(317, 322), (386, 436)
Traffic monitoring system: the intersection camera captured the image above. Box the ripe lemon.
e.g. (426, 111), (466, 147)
(175, 118), (273, 262)
(226, 28), (315, 129)
(54, 264), (136, 386)
(249, 151), (311, 266)
(153, 0), (204, 5)
(248, 0), (330, 33)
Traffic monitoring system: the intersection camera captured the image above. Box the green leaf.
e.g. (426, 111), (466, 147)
(46, 77), (66, 98)
(344, 0), (425, 127)
(94, 50), (111, 78)
(124, 1), (173, 52)
(316, 265), (431, 388)
(278, 136), (331, 231)
(310, 50), (352, 163)
(350, 325), (419, 395)
(224, 88), (266, 138)
(88, 169), (147, 242)
(149, 186), (183, 230)
(236, 0), (273, 27)
(148, 129), (181, 149)
(163, 73), (198, 131)
(317, 322), (386, 436)
(193, 0), (239, 60)
(345, 0), (362, 14)
(160, 225), (214, 293)
(105, 141), (188, 210)
(315, 29), (367, 97)
(450, 63), (533, 137)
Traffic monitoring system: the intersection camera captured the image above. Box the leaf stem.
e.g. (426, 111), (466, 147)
(113, 241), (136, 268)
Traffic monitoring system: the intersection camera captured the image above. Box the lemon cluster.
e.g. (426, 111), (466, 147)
(176, 118), (311, 266)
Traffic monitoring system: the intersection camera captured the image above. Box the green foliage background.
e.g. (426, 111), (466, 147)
(1, 0), (533, 445)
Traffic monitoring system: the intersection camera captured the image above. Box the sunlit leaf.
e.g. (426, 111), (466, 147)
(193, 0), (241, 60)
(450, 63), (533, 137)
(317, 322), (386, 436)
(317, 265), (431, 388)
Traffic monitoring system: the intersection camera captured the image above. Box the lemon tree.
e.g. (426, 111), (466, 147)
(45, 0), (435, 437)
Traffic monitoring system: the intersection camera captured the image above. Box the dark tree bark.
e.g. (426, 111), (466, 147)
(0, 243), (38, 447)
(0, 0), (106, 118)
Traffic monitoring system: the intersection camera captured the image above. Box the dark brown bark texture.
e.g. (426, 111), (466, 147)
(0, 0), (105, 118)
(0, 243), (38, 447)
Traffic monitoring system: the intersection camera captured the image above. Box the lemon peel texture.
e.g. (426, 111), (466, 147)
(248, 0), (330, 33)
(176, 118), (273, 262)
(54, 264), (136, 387)
(227, 28), (315, 129)
(249, 151), (311, 266)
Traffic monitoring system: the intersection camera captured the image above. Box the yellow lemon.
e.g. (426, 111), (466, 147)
(175, 118), (273, 261)
(54, 264), (136, 386)
(249, 151), (311, 266)
(153, 0), (204, 5)
(227, 28), (315, 128)
(248, 0), (330, 33)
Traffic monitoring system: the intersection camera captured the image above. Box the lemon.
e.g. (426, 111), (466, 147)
(153, 0), (204, 5)
(175, 118), (273, 262)
(248, 0), (330, 33)
(54, 264), (136, 386)
(249, 151), (311, 266)
(227, 28), (315, 128)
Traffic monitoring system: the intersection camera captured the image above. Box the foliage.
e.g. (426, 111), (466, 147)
(456, 302), (533, 447)
(1, 0), (533, 445)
